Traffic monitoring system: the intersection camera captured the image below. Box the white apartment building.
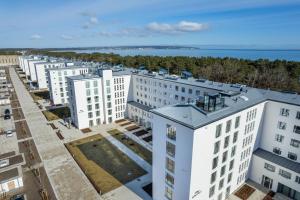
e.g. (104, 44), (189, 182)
(150, 89), (300, 200)
(67, 69), (131, 129)
(48, 67), (89, 105)
(35, 61), (68, 89)
(19, 56), (40, 78)
(27, 56), (300, 200)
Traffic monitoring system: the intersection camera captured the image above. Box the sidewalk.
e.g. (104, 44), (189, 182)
(9, 67), (101, 200)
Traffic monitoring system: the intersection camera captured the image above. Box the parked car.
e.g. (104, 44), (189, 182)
(4, 109), (10, 115)
(6, 130), (13, 137)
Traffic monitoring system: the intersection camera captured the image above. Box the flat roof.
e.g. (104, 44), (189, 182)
(0, 168), (19, 182)
(128, 101), (152, 112)
(253, 148), (300, 174)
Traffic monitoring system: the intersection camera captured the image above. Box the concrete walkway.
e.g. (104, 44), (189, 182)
(9, 68), (101, 200)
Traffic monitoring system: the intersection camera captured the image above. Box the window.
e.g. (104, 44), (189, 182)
(293, 125), (300, 134)
(166, 157), (175, 173)
(86, 89), (91, 96)
(296, 176), (300, 184)
(280, 108), (289, 116)
(227, 173), (232, 183)
(226, 120), (231, 133)
(87, 97), (91, 104)
(167, 125), (176, 140)
(290, 139), (300, 148)
(85, 81), (90, 88)
(188, 89), (192, 94)
(275, 134), (284, 142)
(278, 121), (287, 130)
(175, 86), (178, 91)
(96, 111), (100, 117)
(288, 152), (297, 161)
(106, 80), (110, 86)
(235, 116), (240, 128)
(87, 105), (92, 111)
(165, 187), (173, 200)
(216, 124), (222, 138)
(222, 151), (228, 163)
(89, 120), (93, 127)
(220, 166), (226, 177)
(212, 157), (218, 169)
(166, 142), (175, 157)
(264, 163), (275, 172)
(231, 146), (236, 157)
(224, 136), (230, 148)
(279, 169), (291, 179)
(181, 87), (185, 93)
(95, 103), (99, 109)
(219, 179), (224, 190)
(94, 96), (99, 102)
(211, 171), (217, 184)
(93, 80), (98, 87)
(273, 147), (281, 155)
(218, 193), (223, 200)
(296, 111), (300, 120)
(88, 112), (93, 118)
(165, 173), (174, 186)
(233, 131), (238, 143)
(209, 186), (215, 197)
(214, 141), (220, 154)
(229, 160), (234, 170)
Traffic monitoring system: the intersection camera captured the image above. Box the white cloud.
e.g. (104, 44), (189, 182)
(60, 34), (74, 40)
(147, 21), (207, 34)
(90, 17), (98, 24)
(30, 34), (42, 40)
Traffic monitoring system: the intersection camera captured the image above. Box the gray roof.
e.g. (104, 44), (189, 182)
(0, 168), (19, 182)
(253, 148), (300, 174)
(128, 101), (152, 112)
(47, 66), (89, 71)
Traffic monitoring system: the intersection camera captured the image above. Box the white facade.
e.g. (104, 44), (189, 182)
(28, 59), (45, 81)
(35, 62), (67, 89)
(48, 67), (89, 105)
(67, 69), (131, 129)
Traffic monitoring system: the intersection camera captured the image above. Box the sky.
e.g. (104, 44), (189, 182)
(0, 0), (300, 48)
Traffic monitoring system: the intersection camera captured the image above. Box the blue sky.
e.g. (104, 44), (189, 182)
(0, 0), (300, 48)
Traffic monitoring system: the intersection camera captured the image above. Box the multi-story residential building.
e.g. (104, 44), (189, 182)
(67, 69), (131, 129)
(48, 67), (89, 105)
(150, 88), (300, 200)
(22, 56), (300, 200)
(35, 61), (70, 89)
(28, 59), (46, 81)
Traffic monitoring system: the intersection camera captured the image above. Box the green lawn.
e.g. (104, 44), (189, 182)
(107, 129), (152, 164)
(66, 135), (147, 194)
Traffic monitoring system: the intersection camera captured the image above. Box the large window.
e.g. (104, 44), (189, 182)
(296, 111), (300, 120)
(165, 187), (173, 200)
(273, 147), (281, 155)
(214, 141), (220, 154)
(278, 121), (287, 130)
(219, 179), (224, 190)
(279, 169), (291, 179)
(222, 151), (228, 163)
(211, 171), (217, 184)
(288, 152), (297, 161)
(226, 120), (232, 133)
(235, 116), (240, 128)
(280, 108), (290, 117)
(275, 134), (284, 143)
(216, 124), (222, 138)
(165, 173), (174, 186)
(220, 165), (226, 177)
(166, 157), (175, 173)
(233, 131), (238, 143)
(290, 139), (300, 148)
(167, 125), (176, 140)
(209, 186), (215, 198)
(293, 125), (300, 134)
(166, 142), (175, 157)
(264, 163), (275, 172)
(224, 136), (230, 148)
(212, 157), (218, 169)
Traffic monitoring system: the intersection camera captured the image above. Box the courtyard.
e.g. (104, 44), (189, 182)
(65, 134), (147, 194)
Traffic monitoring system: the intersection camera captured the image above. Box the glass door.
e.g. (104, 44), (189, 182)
(262, 175), (273, 189)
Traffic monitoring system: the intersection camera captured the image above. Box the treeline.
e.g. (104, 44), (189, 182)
(28, 50), (300, 93)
